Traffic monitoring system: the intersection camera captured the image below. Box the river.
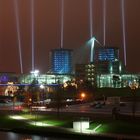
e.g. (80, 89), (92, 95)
(0, 131), (73, 140)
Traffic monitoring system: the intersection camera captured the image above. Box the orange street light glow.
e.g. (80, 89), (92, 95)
(81, 93), (86, 98)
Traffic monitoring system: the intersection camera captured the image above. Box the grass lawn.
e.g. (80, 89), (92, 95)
(0, 113), (140, 136)
(90, 119), (140, 136)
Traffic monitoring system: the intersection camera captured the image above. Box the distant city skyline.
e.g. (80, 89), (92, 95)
(0, 0), (140, 73)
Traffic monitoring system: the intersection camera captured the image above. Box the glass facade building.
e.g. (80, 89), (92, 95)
(51, 49), (73, 74)
(96, 74), (140, 88)
(93, 47), (124, 74)
(94, 47), (119, 62)
(19, 74), (73, 85)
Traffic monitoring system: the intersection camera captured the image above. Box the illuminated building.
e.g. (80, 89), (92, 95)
(0, 72), (17, 83)
(51, 49), (73, 74)
(93, 47), (124, 74)
(94, 47), (119, 62)
(19, 73), (73, 85)
(85, 63), (96, 86)
(96, 73), (140, 88)
(95, 60), (124, 74)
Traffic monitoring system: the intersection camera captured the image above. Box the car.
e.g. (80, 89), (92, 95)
(120, 102), (126, 107)
(95, 103), (102, 108)
(90, 100), (105, 107)
(90, 101), (99, 107)
(0, 99), (8, 103)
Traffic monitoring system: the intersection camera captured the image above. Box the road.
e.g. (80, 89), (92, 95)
(1, 101), (140, 116)
(45, 102), (140, 116)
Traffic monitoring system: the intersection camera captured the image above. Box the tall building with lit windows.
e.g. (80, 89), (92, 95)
(85, 63), (96, 86)
(51, 49), (73, 74)
(94, 47), (119, 62)
(93, 47), (124, 74)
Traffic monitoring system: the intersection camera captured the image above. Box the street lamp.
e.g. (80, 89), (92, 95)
(40, 84), (45, 105)
(80, 92), (86, 101)
(30, 69), (40, 77)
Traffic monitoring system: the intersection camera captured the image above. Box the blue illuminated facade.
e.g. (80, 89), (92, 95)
(93, 47), (123, 74)
(94, 47), (119, 62)
(51, 49), (73, 74)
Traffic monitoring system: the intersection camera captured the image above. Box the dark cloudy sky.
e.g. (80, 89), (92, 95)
(0, 0), (140, 74)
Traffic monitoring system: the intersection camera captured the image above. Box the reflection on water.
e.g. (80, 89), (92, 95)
(0, 131), (72, 140)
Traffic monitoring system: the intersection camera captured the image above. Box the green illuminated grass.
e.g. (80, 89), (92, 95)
(0, 113), (140, 136)
(89, 122), (100, 129)
(90, 120), (140, 135)
(42, 120), (65, 126)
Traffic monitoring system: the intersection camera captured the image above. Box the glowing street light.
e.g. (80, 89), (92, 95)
(30, 69), (39, 77)
(40, 84), (45, 89)
(81, 92), (86, 99)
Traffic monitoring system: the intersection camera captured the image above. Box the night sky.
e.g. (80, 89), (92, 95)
(0, 0), (140, 74)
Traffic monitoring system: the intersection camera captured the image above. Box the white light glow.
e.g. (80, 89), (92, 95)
(29, 121), (50, 127)
(89, 0), (93, 38)
(60, 0), (64, 48)
(103, 0), (106, 46)
(73, 121), (89, 132)
(9, 115), (27, 120)
(14, 0), (23, 73)
(93, 124), (102, 132)
(31, 0), (35, 70)
(30, 69), (39, 77)
(40, 84), (45, 89)
(121, 0), (127, 66)
(31, 106), (46, 111)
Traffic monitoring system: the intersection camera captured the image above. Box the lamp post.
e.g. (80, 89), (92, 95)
(30, 69), (40, 105)
(40, 84), (45, 105)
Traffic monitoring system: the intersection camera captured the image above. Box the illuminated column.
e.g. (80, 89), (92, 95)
(90, 37), (95, 63)
(89, 37), (103, 63)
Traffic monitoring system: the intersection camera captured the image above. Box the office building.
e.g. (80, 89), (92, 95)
(51, 49), (73, 74)
(94, 47), (119, 62)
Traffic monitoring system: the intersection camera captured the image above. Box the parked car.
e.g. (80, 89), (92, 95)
(90, 101), (99, 107)
(120, 102), (126, 107)
(0, 99), (8, 103)
(90, 101), (104, 108)
(95, 103), (102, 109)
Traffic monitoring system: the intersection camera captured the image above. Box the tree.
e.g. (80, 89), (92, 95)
(55, 84), (63, 118)
(28, 78), (39, 103)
